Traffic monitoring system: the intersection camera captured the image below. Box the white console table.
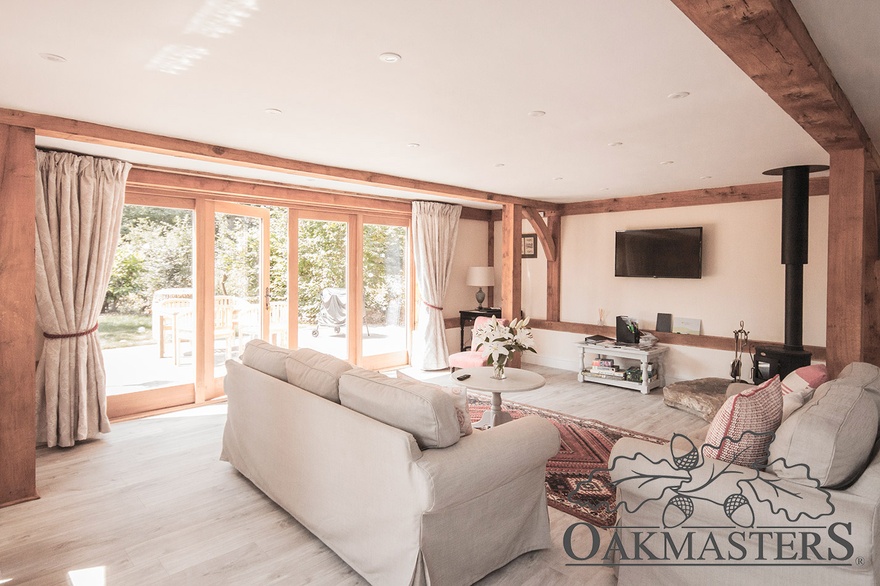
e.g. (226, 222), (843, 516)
(575, 342), (668, 394)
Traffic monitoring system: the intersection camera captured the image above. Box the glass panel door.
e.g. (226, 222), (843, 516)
(360, 219), (409, 369)
(214, 203), (269, 379)
(297, 215), (350, 360)
(102, 200), (195, 416)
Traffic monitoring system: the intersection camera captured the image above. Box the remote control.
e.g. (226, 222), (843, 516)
(456, 373), (471, 381)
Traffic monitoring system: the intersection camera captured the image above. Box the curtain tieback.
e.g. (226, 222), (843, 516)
(423, 301), (443, 311)
(43, 323), (99, 340)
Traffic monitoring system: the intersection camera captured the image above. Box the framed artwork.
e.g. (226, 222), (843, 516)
(522, 233), (538, 258)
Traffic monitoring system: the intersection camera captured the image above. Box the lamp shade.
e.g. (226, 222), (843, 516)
(466, 266), (495, 287)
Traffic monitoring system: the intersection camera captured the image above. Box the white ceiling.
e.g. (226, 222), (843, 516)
(1, 0), (873, 205)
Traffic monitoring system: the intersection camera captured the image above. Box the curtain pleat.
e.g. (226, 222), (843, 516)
(35, 150), (131, 447)
(411, 201), (461, 370)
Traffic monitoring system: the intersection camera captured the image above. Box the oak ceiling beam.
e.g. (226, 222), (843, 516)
(2, 107), (557, 210)
(127, 166), (412, 214)
(669, 0), (880, 170)
(560, 177), (829, 215)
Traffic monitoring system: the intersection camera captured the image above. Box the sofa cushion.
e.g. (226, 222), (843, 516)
(703, 375), (782, 467)
(780, 364), (828, 420)
(241, 339), (290, 382)
(396, 371), (473, 436)
(339, 368), (461, 449)
(782, 364), (828, 395)
(768, 380), (879, 487)
(284, 348), (354, 402)
(837, 362), (880, 413)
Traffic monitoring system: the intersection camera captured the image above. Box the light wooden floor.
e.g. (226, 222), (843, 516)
(0, 365), (705, 585)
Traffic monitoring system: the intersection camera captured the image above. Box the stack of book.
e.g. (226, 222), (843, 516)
(586, 359), (625, 380)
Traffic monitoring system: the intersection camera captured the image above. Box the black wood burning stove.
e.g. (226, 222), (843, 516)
(753, 164), (828, 383)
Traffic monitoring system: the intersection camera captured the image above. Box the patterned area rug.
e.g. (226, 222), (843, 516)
(468, 395), (664, 527)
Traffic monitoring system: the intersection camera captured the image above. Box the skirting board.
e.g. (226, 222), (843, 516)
(521, 352), (580, 372)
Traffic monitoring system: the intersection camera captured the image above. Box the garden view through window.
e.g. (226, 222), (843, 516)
(100, 202), (410, 415)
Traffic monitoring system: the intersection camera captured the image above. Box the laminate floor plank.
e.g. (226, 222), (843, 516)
(0, 365), (705, 585)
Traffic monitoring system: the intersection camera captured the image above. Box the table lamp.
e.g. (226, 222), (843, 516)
(465, 266), (495, 310)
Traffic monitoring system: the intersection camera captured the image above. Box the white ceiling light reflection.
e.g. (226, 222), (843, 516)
(67, 566), (105, 586)
(146, 45), (209, 74)
(186, 0), (259, 38)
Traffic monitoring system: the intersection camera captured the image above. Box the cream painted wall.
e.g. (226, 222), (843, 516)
(440, 218), (490, 357)
(446, 198), (830, 382)
(522, 197), (828, 381)
(444, 218), (490, 320)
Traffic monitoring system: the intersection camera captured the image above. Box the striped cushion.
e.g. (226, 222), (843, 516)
(703, 375), (783, 467)
(781, 364), (829, 420)
(781, 364), (828, 395)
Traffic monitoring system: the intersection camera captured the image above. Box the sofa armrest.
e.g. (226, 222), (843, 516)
(414, 415), (559, 512)
(610, 437), (877, 532)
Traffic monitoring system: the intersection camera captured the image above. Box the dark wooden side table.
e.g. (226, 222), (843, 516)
(459, 308), (502, 351)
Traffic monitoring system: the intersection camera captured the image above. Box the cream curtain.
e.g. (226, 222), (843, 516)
(35, 150), (131, 448)
(411, 201), (461, 370)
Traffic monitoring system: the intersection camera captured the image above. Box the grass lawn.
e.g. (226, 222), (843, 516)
(98, 313), (153, 349)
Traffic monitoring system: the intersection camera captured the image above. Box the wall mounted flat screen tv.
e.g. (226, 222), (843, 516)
(615, 227), (703, 279)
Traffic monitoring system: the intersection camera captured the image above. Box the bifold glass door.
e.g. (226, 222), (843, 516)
(212, 202), (270, 384)
(101, 198), (196, 417)
(102, 196), (409, 419)
(296, 214), (351, 360)
(360, 217), (409, 369)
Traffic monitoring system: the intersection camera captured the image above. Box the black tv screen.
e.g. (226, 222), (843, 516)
(615, 227), (702, 279)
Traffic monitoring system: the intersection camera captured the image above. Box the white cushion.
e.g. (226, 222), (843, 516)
(768, 380), (879, 487)
(396, 371), (473, 436)
(241, 339), (290, 381)
(339, 368), (461, 449)
(284, 348), (354, 402)
(838, 362), (880, 414)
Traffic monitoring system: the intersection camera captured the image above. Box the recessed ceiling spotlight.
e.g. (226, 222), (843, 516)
(407, 143), (420, 148)
(660, 160), (675, 165)
(528, 110), (546, 117)
(378, 52), (401, 63)
(600, 187), (610, 191)
(264, 108), (283, 115)
(700, 175), (713, 179)
(39, 53), (67, 63)
(667, 91), (690, 99)
(554, 176), (564, 181)
(495, 163), (505, 168)
(608, 142), (623, 147)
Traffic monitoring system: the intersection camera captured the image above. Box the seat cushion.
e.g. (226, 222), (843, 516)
(339, 368), (461, 449)
(241, 339), (290, 382)
(284, 348), (354, 402)
(768, 380), (879, 487)
(703, 375), (783, 467)
(448, 351), (486, 369)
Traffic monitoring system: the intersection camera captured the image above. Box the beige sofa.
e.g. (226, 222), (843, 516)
(221, 341), (560, 586)
(608, 362), (880, 585)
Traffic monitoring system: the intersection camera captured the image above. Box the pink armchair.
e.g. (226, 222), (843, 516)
(449, 316), (509, 371)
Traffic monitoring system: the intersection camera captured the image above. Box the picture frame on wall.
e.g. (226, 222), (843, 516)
(522, 233), (538, 258)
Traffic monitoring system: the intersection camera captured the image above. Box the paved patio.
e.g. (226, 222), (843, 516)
(103, 325), (406, 395)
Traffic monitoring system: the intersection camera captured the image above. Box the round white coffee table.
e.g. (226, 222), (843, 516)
(451, 366), (545, 428)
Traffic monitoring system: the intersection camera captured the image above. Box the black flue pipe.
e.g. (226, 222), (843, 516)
(781, 165), (810, 351)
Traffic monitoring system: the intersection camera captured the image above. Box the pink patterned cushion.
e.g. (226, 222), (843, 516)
(448, 351), (487, 369)
(703, 375), (783, 467)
